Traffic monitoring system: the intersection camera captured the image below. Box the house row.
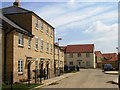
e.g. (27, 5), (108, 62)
(1, 1), (65, 83)
(95, 51), (118, 69)
(1, 1), (118, 84)
(62, 44), (96, 69)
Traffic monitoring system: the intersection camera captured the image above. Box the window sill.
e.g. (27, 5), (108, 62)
(46, 33), (49, 36)
(35, 48), (38, 52)
(28, 47), (31, 49)
(40, 30), (44, 33)
(18, 44), (24, 48)
(18, 72), (23, 75)
(35, 27), (39, 30)
(40, 50), (43, 53)
(46, 52), (49, 54)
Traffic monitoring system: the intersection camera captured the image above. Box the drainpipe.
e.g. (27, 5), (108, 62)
(4, 30), (6, 83)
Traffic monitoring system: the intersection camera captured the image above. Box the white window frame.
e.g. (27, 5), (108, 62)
(40, 39), (44, 51)
(40, 21), (43, 30)
(69, 53), (73, 58)
(50, 44), (52, 53)
(86, 53), (90, 57)
(18, 33), (24, 46)
(35, 36), (38, 50)
(35, 61), (38, 69)
(46, 41), (49, 52)
(46, 26), (49, 35)
(50, 28), (53, 36)
(70, 61), (73, 65)
(28, 37), (31, 48)
(18, 59), (23, 74)
(35, 18), (38, 29)
(78, 53), (81, 57)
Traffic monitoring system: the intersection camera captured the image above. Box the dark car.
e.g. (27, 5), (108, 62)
(103, 64), (113, 71)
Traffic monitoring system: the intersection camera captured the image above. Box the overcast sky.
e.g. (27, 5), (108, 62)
(1, 0), (119, 53)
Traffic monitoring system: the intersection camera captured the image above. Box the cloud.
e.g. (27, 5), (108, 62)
(85, 21), (117, 33)
(65, 21), (118, 52)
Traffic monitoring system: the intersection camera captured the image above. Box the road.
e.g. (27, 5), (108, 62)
(42, 69), (118, 88)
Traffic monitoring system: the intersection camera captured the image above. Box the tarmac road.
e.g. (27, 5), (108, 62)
(42, 69), (118, 88)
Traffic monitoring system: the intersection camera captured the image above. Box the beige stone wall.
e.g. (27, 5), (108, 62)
(32, 14), (54, 77)
(66, 53), (95, 68)
(6, 30), (14, 82)
(9, 14), (55, 83)
(54, 45), (64, 71)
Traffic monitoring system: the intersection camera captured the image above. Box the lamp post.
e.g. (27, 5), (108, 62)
(116, 47), (120, 89)
(58, 38), (62, 76)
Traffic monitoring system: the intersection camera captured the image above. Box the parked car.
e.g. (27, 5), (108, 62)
(103, 64), (113, 71)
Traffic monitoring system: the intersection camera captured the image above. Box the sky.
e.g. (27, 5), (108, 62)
(1, 0), (119, 53)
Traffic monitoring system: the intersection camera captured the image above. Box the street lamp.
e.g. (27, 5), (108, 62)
(58, 38), (62, 76)
(116, 47), (120, 89)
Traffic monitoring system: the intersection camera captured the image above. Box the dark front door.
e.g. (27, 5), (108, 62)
(28, 61), (31, 80)
(46, 64), (49, 79)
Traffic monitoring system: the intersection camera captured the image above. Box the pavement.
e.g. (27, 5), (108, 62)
(104, 71), (118, 84)
(29, 71), (80, 90)
(104, 71), (118, 75)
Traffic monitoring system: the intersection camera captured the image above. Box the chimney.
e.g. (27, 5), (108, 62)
(13, 0), (20, 7)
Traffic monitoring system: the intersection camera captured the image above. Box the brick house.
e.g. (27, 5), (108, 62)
(102, 53), (118, 69)
(2, 1), (55, 83)
(95, 51), (103, 68)
(95, 51), (118, 69)
(63, 44), (95, 69)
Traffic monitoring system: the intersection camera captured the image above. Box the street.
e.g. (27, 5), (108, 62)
(41, 69), (118, 88)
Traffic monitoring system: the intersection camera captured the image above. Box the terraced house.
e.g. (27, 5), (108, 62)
(2, 1), (55, 83)
(64, 44), (96, 69)
(54, 44), (64, 76)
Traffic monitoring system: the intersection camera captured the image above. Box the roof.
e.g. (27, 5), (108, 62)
(61, 46), (67, 51)
(102, 53), (118, 61)
(1, 6), (55, 29)
(0, 13), (33, 37)
(95, 51), (103, 57)
(54, 43), (64, 51)
(2, 6), (32, 14)
(65, 44), (94, 53)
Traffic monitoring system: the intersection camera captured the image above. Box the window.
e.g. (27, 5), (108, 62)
(55, 48), (58, 55)
(50, 28), (53, 36)
(70, 61), (73, 65)
(35, 18), (38, 28)
(18, 59), (23, 73)
(86, 53), (90, 57)
(50, 44), (52, 53)
(40, 21), (43, 30)
(62, 52), (64, 57)
(35, 61), (38, 69)
(35, 37), (38, 50)
(28, 37), (31, 48)
(40, 39), (44, 51)
(69, 53), (73, 58)
(46, 26), (49, 34)
(78, 53), (81, 57)
(46, 42), (49, 52)
(18, 33), (24, 46)
(86, 61), (90, 66)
